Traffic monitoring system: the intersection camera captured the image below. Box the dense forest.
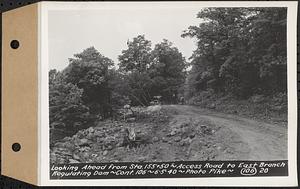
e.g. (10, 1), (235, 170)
(49, 7), (287, 138)
(183, 7), (287, 99)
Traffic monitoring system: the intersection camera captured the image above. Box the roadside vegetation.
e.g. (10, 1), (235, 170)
(182, 8), (287, 123)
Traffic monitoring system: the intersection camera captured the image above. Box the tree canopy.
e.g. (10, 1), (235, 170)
(49, 39), (187, 136)
(183, 7), (286, 98)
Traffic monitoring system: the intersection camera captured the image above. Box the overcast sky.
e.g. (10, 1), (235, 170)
(48, 5), (202, 70)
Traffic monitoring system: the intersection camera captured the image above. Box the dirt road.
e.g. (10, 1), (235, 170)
(167, 105), (287, 160)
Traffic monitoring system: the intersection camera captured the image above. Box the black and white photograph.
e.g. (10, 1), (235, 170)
(43, 1), (297, 185)
(49, 3), (288, 163)
(1, 1), (298, 187)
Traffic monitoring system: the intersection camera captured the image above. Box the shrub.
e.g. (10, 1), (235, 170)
(49, 70), (92, 141)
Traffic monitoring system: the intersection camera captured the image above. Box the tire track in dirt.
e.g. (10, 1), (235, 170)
(168, 105), (287, 160)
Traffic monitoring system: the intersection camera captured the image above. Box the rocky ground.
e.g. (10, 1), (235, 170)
(50, 105), (287, 164)
(187, 93), (288, 125)
(51, 106), (226, 164)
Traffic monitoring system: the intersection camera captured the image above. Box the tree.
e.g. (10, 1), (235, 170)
(118, 35), (153, 106)
(49, 70), (91, 139)
(183, 7), (287, 99)
(248, 8), (287, 94)
(107, 68), (131, 109)
(63, 47), (114, 117)
(149, 39), (187, 103)
(118, 36), (187, 105)
(118, 35), (152, 73)
(183, 8), (253, 95)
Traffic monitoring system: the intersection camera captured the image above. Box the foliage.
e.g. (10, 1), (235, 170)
(150, 39), (187, 103)
(118, 36), (187, 105)
(119, 35), (152, 73)
(183, 7), (287, 98)
(63, 47), (114, 116)
(107, 69), (131, 109)
(49, 40), (187, 135)
(49, 70), (91, 138)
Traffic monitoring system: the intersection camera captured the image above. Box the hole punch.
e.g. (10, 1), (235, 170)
(12, 143), (21, 152)
(10, 40), (20, 49)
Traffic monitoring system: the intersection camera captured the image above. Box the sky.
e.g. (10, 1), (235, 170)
(48, 4), (202, 71)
